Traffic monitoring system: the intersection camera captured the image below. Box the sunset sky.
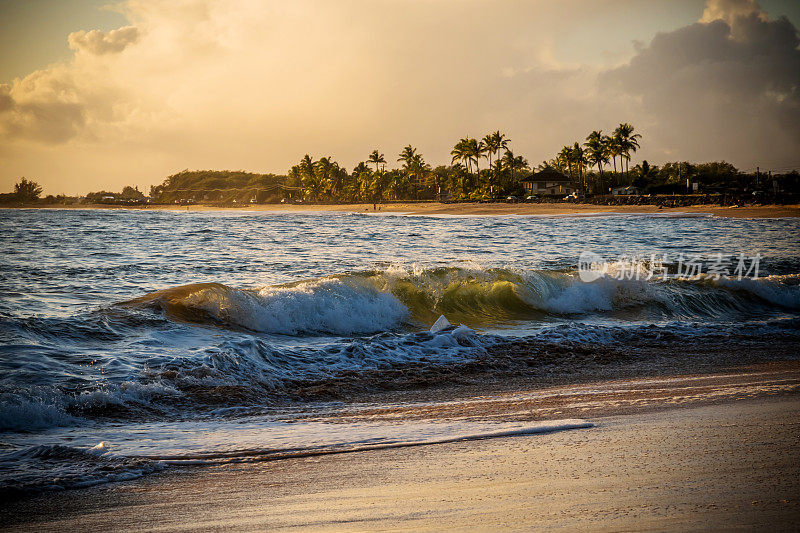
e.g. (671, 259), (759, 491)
(1, 0), (799, 195)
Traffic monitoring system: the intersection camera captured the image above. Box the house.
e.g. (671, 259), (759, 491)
(520, 169), (576, 196)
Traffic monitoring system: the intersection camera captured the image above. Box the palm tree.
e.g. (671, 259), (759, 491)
(608, 133), (622, 174)
(300, 154), (315, 180)
(483, 134), (498, 169)
(431, 166), (449, 199)
(397, 145), (418, 191)
(602, 134), (615, 187)
(298, 154), (328, 201)
(398, 145), (417, 169)
(352, 161), (370, 175)
(345, 162), (368, 201)
(558, 146), (574, 180)
(450, 138), (471, 174)
(585, 131), (609, 193)
(483, 131), (509, 198)
(571, 142), (588, 191)
(615, 123), (642, 182)
(368, 150), (386, 173)
(451, 137), (486, 185)
(409, 153), (430, 200)
(316, 157), (347, 200)
(633, 160), (653, 189)
(387, 169), (408, 200)
(450, 163), (471, 197)
(298, 154), (323, 200)
(352, 162), (372, 201)
(287, 165), (302, 188)
(501, 150), (528, 185)
(468, 137), (486, 182)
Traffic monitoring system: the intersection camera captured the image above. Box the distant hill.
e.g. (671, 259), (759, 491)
(149, 170), (291, 204)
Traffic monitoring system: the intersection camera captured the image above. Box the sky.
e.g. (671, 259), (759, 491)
(1, 0), (799, 195)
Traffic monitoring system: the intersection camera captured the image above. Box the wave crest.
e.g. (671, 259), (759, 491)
(125, 280), (409, 335)
(123, 267), (800, 335)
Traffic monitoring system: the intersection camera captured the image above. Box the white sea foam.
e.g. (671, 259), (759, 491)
(0, 417), (592, 495)
(716, 274), (800, 309)
(182, 278), (409, 335)
(71, 380), (182, 410)
(0, 397), (78, 431)
(25, 417), (594, 463)
(146, 418), (595, 463)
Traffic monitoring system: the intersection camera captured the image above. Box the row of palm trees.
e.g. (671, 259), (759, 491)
(289, 147), (436, 203)
(545, 124), (642, 191)
(288, 131), (529, 202)
(287, 125), (642, 202)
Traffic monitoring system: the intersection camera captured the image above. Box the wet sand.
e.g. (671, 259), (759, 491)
(7, 202), (800, 218)
(3, 365), (799, 532)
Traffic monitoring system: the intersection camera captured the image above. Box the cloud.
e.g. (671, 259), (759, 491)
(0, 58), (131, 145)
(67, 26), (140, 55)
(0, 75), (86, 144)
(601, 4), (800, 167)
(700, 0), (766, 26)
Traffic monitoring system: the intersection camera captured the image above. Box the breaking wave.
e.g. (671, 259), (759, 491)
(3, 266), (798, 434)
(123, 266), (800, 334)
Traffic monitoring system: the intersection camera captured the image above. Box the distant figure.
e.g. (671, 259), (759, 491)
(373, 203), (376, 211)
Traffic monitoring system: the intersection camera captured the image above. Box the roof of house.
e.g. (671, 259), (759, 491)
(520, 168), (571, 183)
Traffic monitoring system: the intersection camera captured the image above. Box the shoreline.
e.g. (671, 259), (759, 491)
(3, 362), (798, 531)
(3, 201), (800, 218)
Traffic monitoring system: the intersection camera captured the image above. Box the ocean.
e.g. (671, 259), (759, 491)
(1, 208), (798, 496)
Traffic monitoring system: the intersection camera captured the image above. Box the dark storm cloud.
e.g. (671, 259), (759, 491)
(601, 10), (800, 167)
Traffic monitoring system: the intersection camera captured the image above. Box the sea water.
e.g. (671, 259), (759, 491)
(1, 208), (798, 495)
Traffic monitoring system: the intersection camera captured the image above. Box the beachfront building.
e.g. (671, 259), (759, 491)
(521, 169), (576, 197)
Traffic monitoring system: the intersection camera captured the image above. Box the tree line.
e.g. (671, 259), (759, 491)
(287, 131), (532, 203)
(286, 125), (648, 202)
(540, 123), (641, 194)
(4, 121), (799, 205)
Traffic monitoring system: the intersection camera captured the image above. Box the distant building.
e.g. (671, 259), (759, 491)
(521, 169), (576, 196)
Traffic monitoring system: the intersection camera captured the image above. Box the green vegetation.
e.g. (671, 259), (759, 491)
(542, 124), (641, 194)
(0, 178), (45, 204)
(287, 133), (531, 204)
(14, 178), (42, 201)
(149, 170), (289, 204)
(282, 125), (652, 202)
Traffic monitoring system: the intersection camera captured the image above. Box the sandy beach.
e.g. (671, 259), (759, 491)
(7, 201), (800, 219)
(3, 364), (798, 532)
